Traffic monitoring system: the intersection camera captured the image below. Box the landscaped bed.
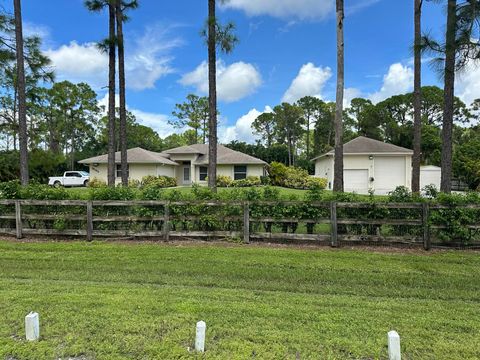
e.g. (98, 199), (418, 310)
(0, 239), (478, 359)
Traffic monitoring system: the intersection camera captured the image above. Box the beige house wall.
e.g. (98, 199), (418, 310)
(88, 161), (265, 186)
(196, 164), (265, 183)
(314, 154), (412, 193)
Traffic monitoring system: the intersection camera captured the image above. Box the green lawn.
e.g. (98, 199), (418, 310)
(0, 240), (478, 359)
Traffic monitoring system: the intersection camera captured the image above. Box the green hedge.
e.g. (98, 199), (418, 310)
(0, 181), (479, 245)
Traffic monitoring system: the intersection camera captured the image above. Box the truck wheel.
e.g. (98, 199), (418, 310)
(54, 181), (62, 188)
(84, 180), (89, 187)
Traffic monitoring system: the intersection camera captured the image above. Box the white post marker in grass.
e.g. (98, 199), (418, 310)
(195, 320), (206, 352)
(25, 312), (40, 341)
(387, 330), (401, 360)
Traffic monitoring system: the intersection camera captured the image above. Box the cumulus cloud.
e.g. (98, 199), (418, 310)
(222, 0), (334, 20)
(456, 62), (480, 106)
(282, 63), (332, 103)
(97, 93), (181, 138)
(180, 60), (262, 102)
(45, 23), (182, 91)
(219, 106), (273, 144)
(369, 63), (414, 103)
(45, 42), (108, 88)
(344, 87), (363, 108)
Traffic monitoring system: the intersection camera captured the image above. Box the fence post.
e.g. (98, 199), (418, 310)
(330, 201), (338, 247)
(422, 203), (430, 250)
(243, 202), (250, 243)
(86, 201), (93, 242)
(164, 203), (170, 241)
(15, 200), (22, 239)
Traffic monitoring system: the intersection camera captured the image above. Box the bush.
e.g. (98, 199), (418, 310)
(0, 180), (20, 199)
(268, 162), (326, 189)
(19, 183), (69, 200)
(141, 175), (177, 188)
(88, 178), (107, 188)
(306, 177), (327, 190)
(232, 176), (261, 187)
(216, 175), (233, 187)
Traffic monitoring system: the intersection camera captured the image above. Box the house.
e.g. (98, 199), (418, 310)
(312, 136), (413, 195)
(79, 144), (267, 185)
(420, 165), (441, 189)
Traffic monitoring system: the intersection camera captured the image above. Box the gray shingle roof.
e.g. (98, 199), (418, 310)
(79, 145), (266, 165)
(164, 144), (267, 165)
(78, 147), (179, 165)
(312, 136), (413, 160)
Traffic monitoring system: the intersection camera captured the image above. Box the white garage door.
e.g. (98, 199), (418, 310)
(344, 169), (369, 194)
(374, 157), (405, 194)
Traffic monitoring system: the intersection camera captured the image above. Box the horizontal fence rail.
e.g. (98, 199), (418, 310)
(0, 200), (479, 248)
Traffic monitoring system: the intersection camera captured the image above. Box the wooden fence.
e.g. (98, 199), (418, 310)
(0, 200), (479, 248)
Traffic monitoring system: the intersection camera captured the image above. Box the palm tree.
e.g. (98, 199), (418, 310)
(206, 0), (237, 191)
(85, 0), (116, 187)
(412, 0), (423, 193)
(13, 0), (29, 185)
(333, 0), (344, 192)
(440, 0), (457, 193)
(116, 0), (138, 187)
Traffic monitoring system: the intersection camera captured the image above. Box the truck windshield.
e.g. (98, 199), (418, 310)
(79, 171), (89, 176)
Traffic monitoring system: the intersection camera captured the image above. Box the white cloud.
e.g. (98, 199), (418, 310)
(282, 63), (332, 103)
(179, 60), (262, 102)
(222, 0), (334, 20)
(219, 106), (273, 144)
(130, 109), (181, 138)
(456, 62), (480, 105)
(369, 63), (413, 103)
(344, 87), (362, 108)
(45, 23), (182, 91)
(23, 21), (51, 40)
(222, 0), (381, 20)
(97, 93), (181, 138)
(45, 42), (108, 88)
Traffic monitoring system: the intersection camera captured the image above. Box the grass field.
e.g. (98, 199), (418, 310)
(0, 240), (479, 359)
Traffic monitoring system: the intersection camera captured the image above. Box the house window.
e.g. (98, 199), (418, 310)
(199, 166), (208, 181)
(234, 165), (247, 180)
(116, 164), (129, 178)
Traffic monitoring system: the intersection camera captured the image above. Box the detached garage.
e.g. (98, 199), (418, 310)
(313, 136), (413, 195)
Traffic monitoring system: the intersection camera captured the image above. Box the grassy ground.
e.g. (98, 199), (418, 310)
(0, 240), (479, 359)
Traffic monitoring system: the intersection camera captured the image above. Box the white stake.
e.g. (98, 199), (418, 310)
(195, 320), (206, 352)
(387, 330), (401, 360)
(25, 312), (40, 341)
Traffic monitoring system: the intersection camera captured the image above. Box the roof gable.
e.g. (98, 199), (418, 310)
(312, 136), (413, 160)
(79, 145), (267, 165)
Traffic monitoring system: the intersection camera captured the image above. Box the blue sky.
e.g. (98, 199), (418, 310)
(4, 0), (479, 142)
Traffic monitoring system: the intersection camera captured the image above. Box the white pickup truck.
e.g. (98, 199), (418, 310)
(48, 171), (90, 187)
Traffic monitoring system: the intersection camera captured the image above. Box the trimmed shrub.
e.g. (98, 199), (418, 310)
(141, 175), (177, 188)
(88, 178), (107, 188)
(232, 176), (261, 187)
(216, 175), (233, 187)
(269, 162), (326, 189)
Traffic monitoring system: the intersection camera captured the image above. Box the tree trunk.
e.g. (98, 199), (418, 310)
(440, 0), (456, 193)
(412, 0), (422, 193)
(207, 0), (217, 191)
(107, 1), (116, 187)
(306, 114), (310, 159)
(14, 0), (28, 185)
(116, 0), (128, 187)
(333, 0), (345, 192)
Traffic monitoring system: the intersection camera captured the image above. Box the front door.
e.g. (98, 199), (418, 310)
(183, 166), (191, 185)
